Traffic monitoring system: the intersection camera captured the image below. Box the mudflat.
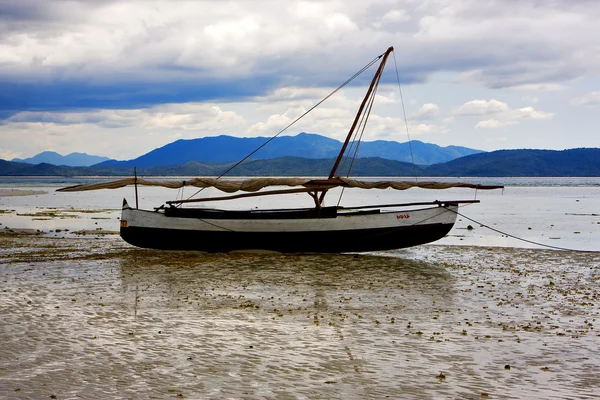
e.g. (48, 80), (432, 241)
(0, 189), (47, 197)
(1, 234), (599, 399)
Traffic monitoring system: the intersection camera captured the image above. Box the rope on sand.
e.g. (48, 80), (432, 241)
(451, 209), (600, 253)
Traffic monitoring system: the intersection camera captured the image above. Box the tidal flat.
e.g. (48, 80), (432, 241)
(1, 233), (599, 400)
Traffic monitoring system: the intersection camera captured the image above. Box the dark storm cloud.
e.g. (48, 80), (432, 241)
(0, 0), (55, 21)
(0, 74), (281, 113)
(0, 0), (598, 113)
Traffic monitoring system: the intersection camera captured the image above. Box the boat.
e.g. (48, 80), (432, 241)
(58, 47), (503, 253)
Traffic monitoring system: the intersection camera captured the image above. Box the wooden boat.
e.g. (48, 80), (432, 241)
(58, 47), (502, 253)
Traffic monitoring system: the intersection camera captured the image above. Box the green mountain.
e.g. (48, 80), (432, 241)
(1, 148), (599, 177)
(425, 148), (600, 177)
(96, 133), (482, 167)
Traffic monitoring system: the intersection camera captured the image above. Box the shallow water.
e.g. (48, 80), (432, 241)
(1, 181), (600, 251)
(1, 234), (599, 399)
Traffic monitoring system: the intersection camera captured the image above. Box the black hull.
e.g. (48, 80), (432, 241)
(120, 223), (454, 253)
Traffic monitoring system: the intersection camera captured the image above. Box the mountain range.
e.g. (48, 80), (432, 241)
(3, 133), (599, 177)
(95, 133), (482, 168)
(11, 133), (480, 168)
(2, 149), (600, 177)
(13, 151), (110, 167)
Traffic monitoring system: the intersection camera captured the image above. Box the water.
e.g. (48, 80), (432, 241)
(1, 176), (599, 251)
(1, 177), (599, 399)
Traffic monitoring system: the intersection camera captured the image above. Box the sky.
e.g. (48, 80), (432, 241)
(1, 0), (599, 161)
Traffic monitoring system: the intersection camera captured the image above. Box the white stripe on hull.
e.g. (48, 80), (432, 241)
(121, 204), (458, 233)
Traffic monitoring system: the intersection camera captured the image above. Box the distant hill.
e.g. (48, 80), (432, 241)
(425, 148), (600, 177)
(13, 151), (111, 167)
(2, 147), (599, 177)
(0, 157), (422, 177)
(0, 159), (81, 176)
(97, 133), (483, 168)
(224, 157), (421, 177)
(355, 139), (479, 166)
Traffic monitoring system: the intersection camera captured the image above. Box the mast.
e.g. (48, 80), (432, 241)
(134, 167), (139, 209)
(327, 46), (394, 179)
(319, 46), (394, 204)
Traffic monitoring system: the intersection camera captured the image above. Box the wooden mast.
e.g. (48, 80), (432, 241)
(319, 46), (394, 204)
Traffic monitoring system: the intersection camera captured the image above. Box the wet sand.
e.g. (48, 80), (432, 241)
(0, 189), (48, 197)
(1, 234), (599, 399)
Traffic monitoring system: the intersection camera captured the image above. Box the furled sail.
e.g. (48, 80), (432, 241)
(57, 177), (503, 193)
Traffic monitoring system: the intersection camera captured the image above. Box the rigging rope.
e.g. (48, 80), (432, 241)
(450, 207), (599, 253)
(335, 50), (388, 207)
(392, 51), (419, 182)
(184, 52), (388, 203)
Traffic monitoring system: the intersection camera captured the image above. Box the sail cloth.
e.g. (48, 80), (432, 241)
(56, 177), (312, 193)
(56, 177), (503, 193)
(337, 178), (503, 190)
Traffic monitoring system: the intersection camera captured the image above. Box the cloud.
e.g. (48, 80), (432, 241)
(415, 1), (600, 88)
(0, 147), (20, 161)
(0, 0), (599, 112)
(522, 95), (539, 104)
(512, 107), (553, 121)
(0, 83), (409, 158)
(373, 9), (410, 28)
(475, 119), (515, 129)
(0, 1), (598, 157)
(0, 102), (251, 159)
(571, 91), (600, 106)
(455, 99), (509, 116)
(4, 103), (246, 132)
(404, 122), (445, 136)
(509, 83), (566, 92)
(412, 103), (440, 120)
(382, 9), (409, 23)
(455, 99), (553, 129)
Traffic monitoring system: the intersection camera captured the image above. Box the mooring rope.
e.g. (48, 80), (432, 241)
(451, 208), (599, 253)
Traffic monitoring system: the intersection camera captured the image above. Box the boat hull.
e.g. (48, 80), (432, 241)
(119, 203), (459, 253)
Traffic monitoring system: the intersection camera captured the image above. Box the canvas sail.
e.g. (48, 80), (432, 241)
(57, 176), (503, 193)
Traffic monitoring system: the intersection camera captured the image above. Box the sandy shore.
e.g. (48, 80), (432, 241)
(1, 235), (599, 399)
(0, 189), (47, 197)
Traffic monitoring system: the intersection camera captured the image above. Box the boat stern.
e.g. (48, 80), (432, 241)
(120, 198), (130, 231)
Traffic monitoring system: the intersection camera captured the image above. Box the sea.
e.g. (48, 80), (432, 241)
(1, 176), (599, 399)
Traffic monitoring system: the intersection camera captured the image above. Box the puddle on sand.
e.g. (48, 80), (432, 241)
(0, 206), (121, 238)
(1, 235), (599, 399)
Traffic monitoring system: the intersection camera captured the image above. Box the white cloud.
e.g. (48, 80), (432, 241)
(265, 87), (333, 102)
(6, 104), (247, 132)
(456, 100), (553, 129)
(442, 116), (455, 124)
(510, 83), (566, 92)
(325, 13), (357, 33)
(291, 1), (328, 19)
(571, 91), (600, 106)
(512, 107), (553, 121)
(248, 113), (293, 135)
(1, 103), (249, 159)
(412, 103), (440, 120)
(381, 9), (410, 23)
(455, 99), (509, 116)
(522, 95), (539, 104)
(475, 119), (515, 129)
(405, 122), (445, 135)
(0, 148), (20, 161)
